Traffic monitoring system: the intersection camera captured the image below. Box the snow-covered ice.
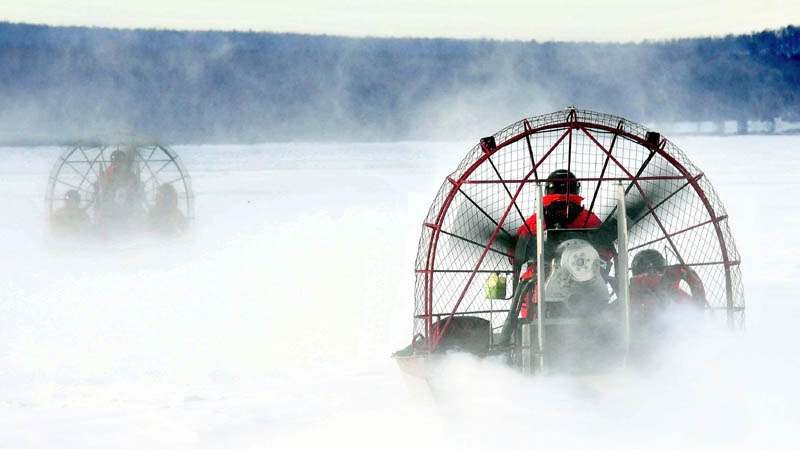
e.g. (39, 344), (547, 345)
(0, 137), (798, 448)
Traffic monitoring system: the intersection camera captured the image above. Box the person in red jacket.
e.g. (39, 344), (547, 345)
(97, 149), (143, 223)
(629, 249), (707, 313)
(516, 169), (612, 318)
(104, 150), (125, 180)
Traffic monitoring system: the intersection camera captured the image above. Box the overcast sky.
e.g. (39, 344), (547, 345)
(3, 0), (799, 42)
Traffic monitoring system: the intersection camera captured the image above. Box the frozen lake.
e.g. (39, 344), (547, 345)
(0, 136), (798, 448)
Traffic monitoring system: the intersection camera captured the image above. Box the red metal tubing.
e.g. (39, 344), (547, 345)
(461, 175), (686, 184)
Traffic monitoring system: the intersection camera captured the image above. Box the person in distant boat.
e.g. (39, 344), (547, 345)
(514, 169), (613, 319)
(629, 249), (707, 313)
(97, 149), (143, 223)
(147, 183), (187, 235)
(103, 150), (137, 186)
(50, 189), (90, 236)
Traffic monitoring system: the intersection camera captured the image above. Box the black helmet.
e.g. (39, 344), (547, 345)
(110, 150), (127, 165)
(545, 169), (580, 196)
(64, 189), (80, 204)
(631, 249), (666, 276)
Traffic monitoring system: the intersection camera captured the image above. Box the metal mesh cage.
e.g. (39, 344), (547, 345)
(412, 108), (743, 349)
(45, 141), (194, 225)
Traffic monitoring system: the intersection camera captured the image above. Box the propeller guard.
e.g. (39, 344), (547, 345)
(45, 138), (194, 231)
(412, 108), (743, 353)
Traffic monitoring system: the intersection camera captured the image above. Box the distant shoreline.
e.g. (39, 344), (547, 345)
(1, 22), (798, 144)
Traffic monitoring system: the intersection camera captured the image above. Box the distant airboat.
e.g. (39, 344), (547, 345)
(45, 137), (194, 235)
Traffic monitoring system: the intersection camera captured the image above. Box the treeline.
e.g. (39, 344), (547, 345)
(0, 22), (798, 143)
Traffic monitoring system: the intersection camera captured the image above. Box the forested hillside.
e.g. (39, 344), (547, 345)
(1, 22), (798, 143)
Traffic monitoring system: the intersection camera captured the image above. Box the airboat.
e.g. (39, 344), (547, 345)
(45, 138), (194, 235)
(394, 108), (743, 380)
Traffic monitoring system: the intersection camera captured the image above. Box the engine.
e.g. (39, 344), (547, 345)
(543, 238), (611, 317)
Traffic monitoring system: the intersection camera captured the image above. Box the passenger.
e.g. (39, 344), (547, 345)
(629, 249), (707, 313)
(516, 169), (613, 318)
(103, 150), (133, 185)
(97, 150), (143, 222)
(50, 189), (90, 236)
(147, 183), (187, 235)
